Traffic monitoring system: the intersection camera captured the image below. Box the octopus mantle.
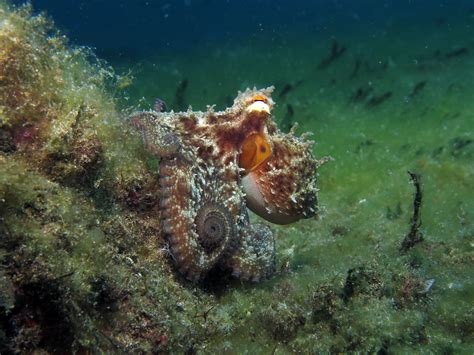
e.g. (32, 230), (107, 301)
(131, 87), (327, 282)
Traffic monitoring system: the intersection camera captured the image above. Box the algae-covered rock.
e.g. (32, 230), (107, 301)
(0, 3), (215, 352)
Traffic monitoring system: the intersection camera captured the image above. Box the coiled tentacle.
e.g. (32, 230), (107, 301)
(159, 158), (241, 282)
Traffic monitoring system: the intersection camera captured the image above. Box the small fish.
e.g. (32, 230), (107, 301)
(154, 98), (167, 112)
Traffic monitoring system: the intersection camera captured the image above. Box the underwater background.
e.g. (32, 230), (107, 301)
(1, 0), (473, 353)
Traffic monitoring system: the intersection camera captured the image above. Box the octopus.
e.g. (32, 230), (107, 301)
(131, 87), (328, 282)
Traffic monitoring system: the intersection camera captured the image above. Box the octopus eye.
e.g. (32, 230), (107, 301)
(239, 133), (272, 173)
(245, 94), (272, 115)
(250, 94), (268, 103)
(195, 203), (234, 253)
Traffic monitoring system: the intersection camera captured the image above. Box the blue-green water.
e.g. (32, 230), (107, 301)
(1, 1), (473, 353)
(14, 1), (473, 56)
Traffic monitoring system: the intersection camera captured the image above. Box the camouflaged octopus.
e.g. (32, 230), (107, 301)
(131, 87), (327, 282)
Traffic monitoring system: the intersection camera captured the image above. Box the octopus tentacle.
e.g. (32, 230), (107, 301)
(130, 112), (183, 158)
(159, 158), (240, 282)
(194, 201), (238, 259)
(226, 223), (276, 282)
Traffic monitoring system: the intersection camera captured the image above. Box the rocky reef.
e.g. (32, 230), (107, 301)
(0, 3), (210, 352)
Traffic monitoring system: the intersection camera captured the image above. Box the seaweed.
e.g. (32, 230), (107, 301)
(174, 78), (189, 111)
(318, 39), (347, 70)
(0, 270), (16, 353)
(392, 274), (434, 309)
(449, 136), (473, 158)
(341, 266), (383, 303)
(445, 47), (469, 59)
(431, 146), (444, 158)
(280, 104), (294, 133)
(0, 5), (203, 352)
(259, 285), (306, 343)
(431, 136), (474, 159)
(386, 202), (402, 220)
(366, 92), (393, 108)
(331, 225), (349, 237)
(14, 277), (76, 351)
(416, 45), (469, 71)
(349, 58), (361, 79)
(442, 112), (461, 121)
(400, 172), (424, 253)
(0, 129), (15, 153)
(349, 87), (373, 105)
(354, 139), (375, 153)
(408, 80), (427, 99)
(278, 83), (292, 100)
(310, 283), (342, 324)
(277, 80), (304, 100)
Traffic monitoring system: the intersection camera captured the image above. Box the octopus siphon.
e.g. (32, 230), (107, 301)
(131, 87), (328, 282)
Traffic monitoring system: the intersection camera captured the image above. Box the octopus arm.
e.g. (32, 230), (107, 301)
(160, 158), (242, 282)
(130, 112), (183, 158)
(226, 224), (276, 282)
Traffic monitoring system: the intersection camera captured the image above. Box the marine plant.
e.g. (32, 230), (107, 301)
(0, 2), (212, 352)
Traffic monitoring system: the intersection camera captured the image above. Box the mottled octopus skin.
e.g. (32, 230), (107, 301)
(131, 87), (326, 282)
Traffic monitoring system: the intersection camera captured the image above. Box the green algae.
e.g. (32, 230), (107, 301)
(0, 3), (215, 352)
(1, 1), (473, 353)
